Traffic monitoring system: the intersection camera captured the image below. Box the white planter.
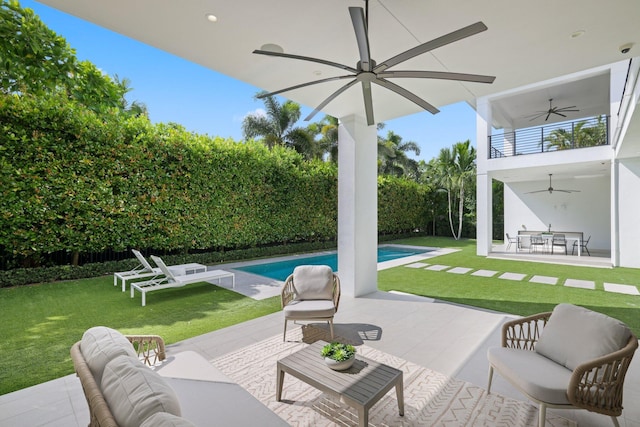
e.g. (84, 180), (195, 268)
(324, 356), (355, 371)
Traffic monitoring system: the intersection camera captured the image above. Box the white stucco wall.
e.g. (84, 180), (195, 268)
(617, 158), (640, 268)
(504, 176), (611, 251)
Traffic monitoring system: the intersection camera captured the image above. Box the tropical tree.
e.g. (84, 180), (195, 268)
(316, 115), (339, 163)
(428, 140), (476, 240)
(544, 115), (608, 150)
(377, 129), (420, 178)
(0, 0), (139, 114)
(242, 92), (315, 157)
(113, 74), (149, 117)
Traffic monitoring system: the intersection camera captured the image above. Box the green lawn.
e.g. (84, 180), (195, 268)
(0, 276), (280, 395)
(379, 236), (640, 335)
(1, 236), (639, 396)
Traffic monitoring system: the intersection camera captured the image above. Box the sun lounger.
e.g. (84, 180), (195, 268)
(130, 255), (235, 306)
(114, 250), (207, 292)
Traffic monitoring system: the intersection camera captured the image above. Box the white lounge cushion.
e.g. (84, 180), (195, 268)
(292, 265), (333, 300)
(488, 347), (572, 405)
(535, 303), (631, 370)
(140, 412), (196, 427)
(283, 299), (336, 319)
(102, 355), (181, 427)
(80, 326), (137, 385)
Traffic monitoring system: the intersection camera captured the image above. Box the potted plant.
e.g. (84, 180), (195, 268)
(321, 342), (357, 371)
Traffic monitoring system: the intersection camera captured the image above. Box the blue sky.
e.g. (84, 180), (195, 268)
(25, 0), (478, 162)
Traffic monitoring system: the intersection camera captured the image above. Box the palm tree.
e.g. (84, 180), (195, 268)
(429, 140), (476, 240)
(317, 115), (339, 163)
(377, 129), (420, 179)
(242, 92), (314, 156)
(113, 74), (148, 117)
(544, 115), (608, 151)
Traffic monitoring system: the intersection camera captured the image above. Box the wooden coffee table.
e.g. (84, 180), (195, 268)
(276, 341), (404, 427)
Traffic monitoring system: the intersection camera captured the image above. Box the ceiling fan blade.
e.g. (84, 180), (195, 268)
(253, 49), (357, 74)
(525, 189), (550, 194)
(545, 112), (551, 121)
(528, 112), (548, 121)
(553, 112), (567, 118)
(304, 78), (359, 122)
(374, 78), (440, 114)
(349, 7), (372, 72)
(256, 75), (355, 98)
(378, 70), (495, 83)
(361, 81), (375, 125)
(374, 21), (488, 72)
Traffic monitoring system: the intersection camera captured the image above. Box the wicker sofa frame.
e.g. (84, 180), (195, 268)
(70, 335), (166, 427)
(488, 311), (638, 427)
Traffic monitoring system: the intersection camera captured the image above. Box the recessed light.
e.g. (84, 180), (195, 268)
(570, 30), (585, 39)
(205, 13), (218, 23)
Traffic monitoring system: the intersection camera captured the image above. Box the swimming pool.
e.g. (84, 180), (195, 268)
(235, 246), (430, 281)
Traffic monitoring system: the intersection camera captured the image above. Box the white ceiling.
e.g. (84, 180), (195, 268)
(36, 0), (639, 125)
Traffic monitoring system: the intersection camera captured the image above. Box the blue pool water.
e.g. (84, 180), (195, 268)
(235, 246), (430, 281)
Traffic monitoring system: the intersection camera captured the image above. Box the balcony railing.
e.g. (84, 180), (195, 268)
(488, 115), (609, 159)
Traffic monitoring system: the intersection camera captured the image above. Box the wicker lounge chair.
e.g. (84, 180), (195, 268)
(487, 304), (638, 427)
(130, 255), (234, 306)
(114, 249), (207, 292)
(281, 265), (340, 341)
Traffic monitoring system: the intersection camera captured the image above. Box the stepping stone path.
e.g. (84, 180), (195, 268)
(405, 263), (640, 296)
(499, 272), (527, 281)
(471, 269), (498, 277)
(604, 283), (640, 295)
(529, 275), (558, 285)
(405, 262), (429, 268)
(446, 267), (472, 274)
(425, 264), (450, 271)
(564, 279), (596, 290)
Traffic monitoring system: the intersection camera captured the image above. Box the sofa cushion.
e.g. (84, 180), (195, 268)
(102, 355), (181, 427)
(80, 326), (137, 385)
(292, 265), (334, 300)
(535, 303), (631, 371)
(488, 347), (572, 404)
(140, 412), (196, 427)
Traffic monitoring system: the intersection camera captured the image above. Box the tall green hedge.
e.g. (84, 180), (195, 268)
(0, 93), (429, 272)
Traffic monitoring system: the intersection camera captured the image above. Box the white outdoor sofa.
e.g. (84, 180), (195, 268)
(71, 326), (288, 427)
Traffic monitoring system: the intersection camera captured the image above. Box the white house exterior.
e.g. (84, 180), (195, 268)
(476, 58), (640, 268)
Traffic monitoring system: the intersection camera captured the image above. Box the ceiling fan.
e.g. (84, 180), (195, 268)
(253, 0), (495, 126)
(528, 98), (579, 122)
(526, 174), (580, 194)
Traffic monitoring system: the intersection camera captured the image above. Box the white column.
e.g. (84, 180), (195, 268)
(611, 159), (619, 266)
(337, 114), (378, 297)
(476, 98), (493, 256)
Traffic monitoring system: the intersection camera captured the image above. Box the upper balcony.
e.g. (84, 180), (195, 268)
(488, 115), (609, 159)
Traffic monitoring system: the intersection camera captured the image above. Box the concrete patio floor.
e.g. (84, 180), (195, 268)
(1, 289), (639, 427)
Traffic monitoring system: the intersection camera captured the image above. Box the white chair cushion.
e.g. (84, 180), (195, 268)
(140, 412), (196, 427)
(283, 300), (336, 319)
(102, 355), (181, 427)
(488, 347), (572, 405)
(80, 326), (137, 385)
(292, 265), (334, 300)
(535, 303), (631, 371)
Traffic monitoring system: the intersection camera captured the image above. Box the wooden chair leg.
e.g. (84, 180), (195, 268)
(487, 366), (494, 393)
(611, 416), (620, 427)
(328, 319), (334, 339)
(283, 319), (288, 342)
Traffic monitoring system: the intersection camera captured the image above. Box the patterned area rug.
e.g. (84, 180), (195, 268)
(211, 326), (576, 427)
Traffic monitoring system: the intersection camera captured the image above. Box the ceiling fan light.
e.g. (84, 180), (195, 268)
(260, 43), (284, 54)
(205, 13), (218, 23)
